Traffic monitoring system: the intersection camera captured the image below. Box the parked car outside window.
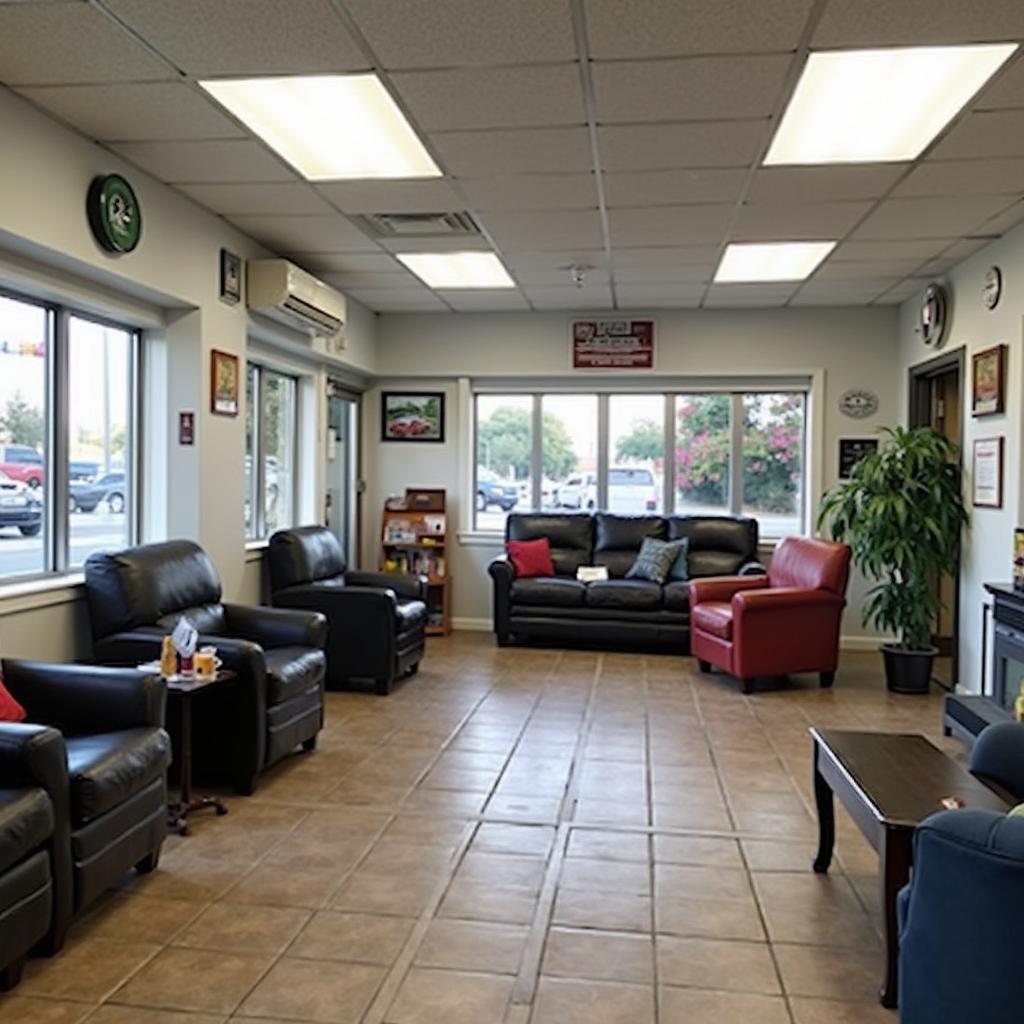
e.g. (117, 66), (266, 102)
(0, 469), (42, 536)
(0, 444), (44, 489)
(69, 471), (125, 514)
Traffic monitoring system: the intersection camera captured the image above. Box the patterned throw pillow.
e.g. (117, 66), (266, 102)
(626, 537), (686, 585)
(667, 537), (690, 582)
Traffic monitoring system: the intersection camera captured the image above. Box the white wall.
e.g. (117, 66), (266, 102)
(897, 220), (1024, 691)
(364, 307), (900, 640)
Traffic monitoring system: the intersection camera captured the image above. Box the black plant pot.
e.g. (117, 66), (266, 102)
(880, 644), (938, 695)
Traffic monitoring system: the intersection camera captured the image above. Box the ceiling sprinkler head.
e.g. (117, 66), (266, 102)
(565, 263), (593, 288)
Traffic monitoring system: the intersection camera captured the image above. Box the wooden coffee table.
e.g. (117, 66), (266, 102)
(811, 728), (1009, 1008)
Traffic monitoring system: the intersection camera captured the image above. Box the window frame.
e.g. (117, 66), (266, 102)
(0, 286), (141, 584)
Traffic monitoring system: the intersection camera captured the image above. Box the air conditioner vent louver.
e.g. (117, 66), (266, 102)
(247, 259), (346, 341)
(354, 211), (481, 238)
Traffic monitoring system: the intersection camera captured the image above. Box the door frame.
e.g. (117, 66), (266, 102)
(907, 346), (965, 691)
(326, 380), (362, 567)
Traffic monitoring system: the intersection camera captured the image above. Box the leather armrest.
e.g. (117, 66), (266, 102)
(346, 570), (427, 601)
(916, 809), (1024, 863)
(93, 628), (166, 667)
(689, 575), (767, 605)
(224, 603), (328, 650)
(738, 560), (767, 576)
(969, 722), (1024, 802)
(488, 555), (516, 584)
(733, 586), (845, 614)
(1, 659), (166, 733)
(276, 584), (398, 618)
(0, 723), (67, 792)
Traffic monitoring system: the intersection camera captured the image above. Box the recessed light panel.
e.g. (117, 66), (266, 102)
(396, 252), (516, 289)
(199, 75), (441, 180)
(715, 242), (836, 282)
(765, 44), (1017, 165)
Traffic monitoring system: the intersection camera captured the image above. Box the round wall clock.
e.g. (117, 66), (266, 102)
(983, 266), (1002, 310)
(839, 389), (879, 419)
(87, 174), (142, 254)
(919, 283), (948, 348)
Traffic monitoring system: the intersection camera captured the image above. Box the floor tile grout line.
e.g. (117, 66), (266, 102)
(643, 659), (662, 1024)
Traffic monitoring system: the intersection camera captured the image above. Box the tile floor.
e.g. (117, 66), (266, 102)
(1, 633), (960, 1023)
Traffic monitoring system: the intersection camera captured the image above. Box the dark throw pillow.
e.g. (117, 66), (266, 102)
(506, 537), (555, 578)
(626, 537), (686, 585)
(667, 536), (690, 582)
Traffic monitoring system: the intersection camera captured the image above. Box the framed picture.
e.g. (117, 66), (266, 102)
(572, 319), (654, 370)
(219, 248), (242, 305)
(973, 437), (1004, 508)
(210, 349), (240, 417)
(838, 437), (879, 480)
(381, 392), (445, 443)
(972, 344), (1006, 416)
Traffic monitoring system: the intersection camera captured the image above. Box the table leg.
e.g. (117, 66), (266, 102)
(879, 827), (912, 1009)
(812, 742), (834, 874)
(168, 691), (228, 836)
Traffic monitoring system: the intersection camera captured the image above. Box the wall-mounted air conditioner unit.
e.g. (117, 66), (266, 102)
(247, 259), (346, 339)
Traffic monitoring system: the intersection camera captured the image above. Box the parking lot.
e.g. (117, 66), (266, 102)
(0, 508), (127, 576)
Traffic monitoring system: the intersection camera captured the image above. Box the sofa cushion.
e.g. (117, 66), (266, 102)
(667, 516), (757, 578)
(506, 537), (555, 578)
(507, 514), (593, 576)
(585, 579), (663, 610)
(663, 581), (690, 612)
(692, 601), (734, 640)
(512, 577), (586, 607)
(0, 787), (53, 875)
(394, 598), (427, 632)
(594, 514), (667, 577)
(265, 647), (326, 704)
(65, 728), (171, 825)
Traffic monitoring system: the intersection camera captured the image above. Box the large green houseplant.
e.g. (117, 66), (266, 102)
(818, 426), (968, 693)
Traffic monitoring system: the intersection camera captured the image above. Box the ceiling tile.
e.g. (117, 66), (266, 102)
(17, 82), (242, 141)
(430, 127), (593, 175)
(347, 288), (449, 312)
(975, 55), (1024, 109)
(377, 235), (493, 253)
(607, 205), (734, 246)
(284, 252), (406, 273)
(592, 55), (791, 123)
(342, 0), (576, 68)
(523, 283), (614, 310)
(228, 214), (377, 253)
(103, 0), (368, 75)
(731, 201), (871, 240)
(614, 246), (721, 267)
(790, 281), (893, 306)
(614, 266), (711, 284)
(603, 169), (746, 207)
(390, 65), (584, 131)
(479, 210), (604, 250)
(873, 281), (924, 304)
(177, 182), (333, 215)
(813, 260), (923, 281)
(315, 179), (463, 214)
(830, 239), (958, 261)
(893, 158), (1024, 198)
(703, 283), (795, 307)
(436, 289), (531, 311)
(929, 110), (1024, 160)
(747, 165), (908, 204)
(0, 3), (172, 84)
(972, 199), (1024, 236)
(585, 0), (815, 59)
(510, 266), (611, 287)
(503, 249), (606, 271)
(111, 140), (295, 183)
(813, 0), (1024, 47)
(459, 175), (599, 211)
(852, 196), (1017, 239)
(615, 284), (705, 307)
(322, 271), (420, 289)
(598, 121), (767, 171)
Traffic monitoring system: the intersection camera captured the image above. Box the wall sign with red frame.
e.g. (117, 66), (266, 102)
(572, 319), (654, 369)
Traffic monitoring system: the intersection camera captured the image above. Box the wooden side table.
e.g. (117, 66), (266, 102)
(165, 672), (235, 836)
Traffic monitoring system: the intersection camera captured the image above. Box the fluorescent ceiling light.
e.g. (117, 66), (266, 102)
(715, 242), (836, 283)
(397, 252), (516, 289)
(765, 44), (1017, 164)
(199, 74), (440, 180)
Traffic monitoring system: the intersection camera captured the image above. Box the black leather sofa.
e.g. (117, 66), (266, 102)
(84, 540), (327, 794)
(488, 512), (762, 650)
(0, 661), (170, 962)
(268, 526), (427, 695)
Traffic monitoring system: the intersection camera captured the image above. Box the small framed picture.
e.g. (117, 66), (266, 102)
(973, 437), (1004, 508)
(220, 248), (242, 305)
(838, 437), (879, 480)
(381, 392), (445, 443)
(210, 349), (240, 417)
(972, 344), (1006, 416)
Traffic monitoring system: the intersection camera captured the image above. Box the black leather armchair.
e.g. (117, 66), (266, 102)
(0, 724), (62, 988)
(84, 540), (327, 794)
(0, 661), (170, 955)
(268, 526), (427, 695)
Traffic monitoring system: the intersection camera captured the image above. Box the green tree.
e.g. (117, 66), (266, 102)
(478, 405), (577, 480)
(615, 418), (663, 464)
(675, 394), (731, 506)
(0, 391), (44, 449)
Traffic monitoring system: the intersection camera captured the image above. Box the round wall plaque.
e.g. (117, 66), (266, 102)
(983, 266), (1002, 310)
(919, 283), (948, 348)
(839, 389), (879, 419)
(87, 174), (142, 254)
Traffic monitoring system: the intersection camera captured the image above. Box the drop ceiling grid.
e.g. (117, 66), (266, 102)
(0, 0), (1020, 310)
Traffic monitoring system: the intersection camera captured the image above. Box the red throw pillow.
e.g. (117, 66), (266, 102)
(506, 538), (555, 578)
(0, 673), (26, 722)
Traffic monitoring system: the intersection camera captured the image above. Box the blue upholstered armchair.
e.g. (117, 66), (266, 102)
(898, 722), (1024, 1024)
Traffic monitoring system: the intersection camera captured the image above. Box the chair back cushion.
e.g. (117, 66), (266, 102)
(506, 514), (593, 576)
(768, 537), (851, 594)
(594, 514), (666, 578)
(667, 516), (758, 578)
(269, 526), (346, 593)
(84, 540), (223, 638)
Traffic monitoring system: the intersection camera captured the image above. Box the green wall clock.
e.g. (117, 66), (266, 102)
(87, 174), (142, 254)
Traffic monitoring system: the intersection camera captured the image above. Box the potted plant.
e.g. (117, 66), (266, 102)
(818, 426), (968, 694)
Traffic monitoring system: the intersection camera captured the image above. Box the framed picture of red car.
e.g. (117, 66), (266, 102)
(381, 392), (445, 443)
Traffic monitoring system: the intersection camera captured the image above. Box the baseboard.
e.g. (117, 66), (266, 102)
(451, 617), (491, 632)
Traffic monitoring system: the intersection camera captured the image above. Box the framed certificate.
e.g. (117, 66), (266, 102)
(973, 437), (1004, 508)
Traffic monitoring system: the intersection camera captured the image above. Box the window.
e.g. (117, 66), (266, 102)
(0, 292), (139, 583)
(471, 387), (808, 538)
(246, 362), (298, 541)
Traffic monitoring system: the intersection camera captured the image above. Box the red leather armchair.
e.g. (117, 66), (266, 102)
(688, 536), (851, 694)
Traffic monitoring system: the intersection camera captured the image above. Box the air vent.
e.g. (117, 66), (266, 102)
(354, 211), (481, 238)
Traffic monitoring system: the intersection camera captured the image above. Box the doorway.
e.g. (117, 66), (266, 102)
(908, 348), (965, 690)
(326, 381), (360, 566)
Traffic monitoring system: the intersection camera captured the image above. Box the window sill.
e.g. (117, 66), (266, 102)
(245, 539), (269, 560)
(0, 572), (85, 615)
(457, 531), (504, 547)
